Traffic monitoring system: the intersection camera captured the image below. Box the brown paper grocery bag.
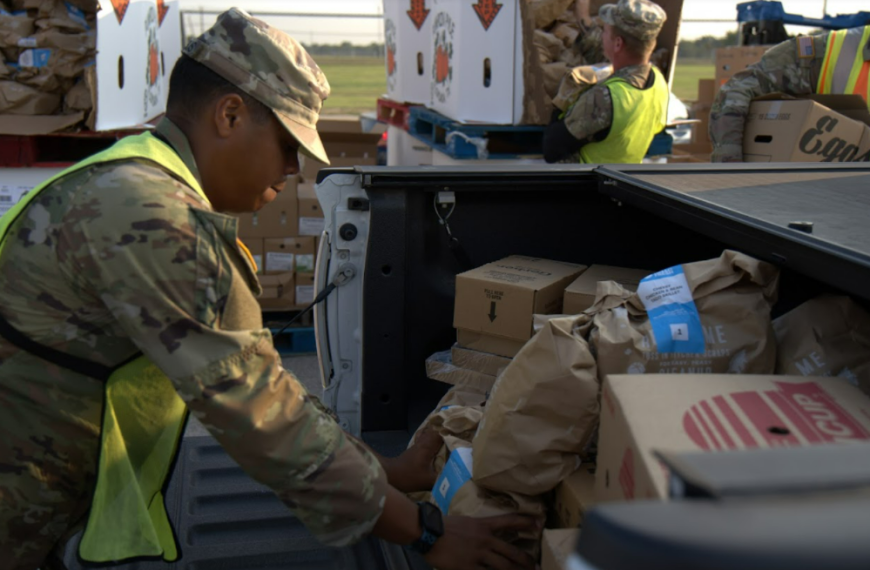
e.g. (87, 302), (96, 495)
(473, 315), (599, 495)
(432, 438), (545, 558)
(774, 295), (870, 397)
(578, 250), (780, 379)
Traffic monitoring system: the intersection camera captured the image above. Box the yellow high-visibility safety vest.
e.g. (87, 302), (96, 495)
(817, 25), (870, 103)
(578, 66), (669, 164)
(0, 133), (237, 563)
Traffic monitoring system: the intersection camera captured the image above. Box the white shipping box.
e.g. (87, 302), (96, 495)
(0, 168), (64, 216)
(383, 0), (433, 105)
(95, 0), (182, 131)
(596, 374), (870, 503)
(387, 125), (433, 166)
(429, 0), (524, 124)
(0, 0), (182, 135)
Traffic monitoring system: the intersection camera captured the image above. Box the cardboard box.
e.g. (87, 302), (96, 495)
(236, 176), (299, 239)
(0, 1), (182, 135)
(454, 255), (586, 345)
(387, 124), (433, 166)
(743, 94), (870, 163)
(595, 374), (870, 503)
(429, 0), (525, 124)
(297, 182), (324, 237)
(456, 328), (526, 358)
(319, 116), (383, 159)
(714, 45), (769, 93)
(264, 238), (301, 275)
(563, 265), (648, 314)
(383, 0), (432, 105)
(428, 0), (683, 125)
(553, 466), (596, 529)
(244, 238), (263, 275)
(257, 272), (294, 310)
(296, 271), (315, 306)
(450, 343), (512, 377)
(541, 529), (581, 570)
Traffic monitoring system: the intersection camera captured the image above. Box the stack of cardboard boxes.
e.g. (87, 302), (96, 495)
(237, 117), (382, 311)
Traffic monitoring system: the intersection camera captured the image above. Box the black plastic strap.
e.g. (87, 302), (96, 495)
(0, 311), (115, 381)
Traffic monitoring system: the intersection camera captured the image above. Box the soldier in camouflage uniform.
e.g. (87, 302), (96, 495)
(0, 9), (535, 570)
(710, 28), (870, 162)
(543, 0), (668, 164)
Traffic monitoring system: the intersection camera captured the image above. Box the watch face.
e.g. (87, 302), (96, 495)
(421, 502), (445, 536)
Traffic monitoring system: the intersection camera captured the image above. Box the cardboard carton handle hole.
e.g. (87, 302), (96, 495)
(754, 135), (772, 144)
(483, 58), (491, 88)
(417, 52), (423, 76)
(118, 55), (124, 89)
(161, 51), (166, 77)
(768, 426), (791, 436)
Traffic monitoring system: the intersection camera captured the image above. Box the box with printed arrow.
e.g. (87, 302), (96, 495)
(453, 255), (586, 357)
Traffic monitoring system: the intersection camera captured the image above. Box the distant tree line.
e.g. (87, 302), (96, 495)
(302, 42), (385, 57)
(676, 31), (739, 61)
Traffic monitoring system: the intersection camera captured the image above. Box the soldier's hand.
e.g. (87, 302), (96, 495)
(384, 429), (442, 493)
(425, 515), (538, 570)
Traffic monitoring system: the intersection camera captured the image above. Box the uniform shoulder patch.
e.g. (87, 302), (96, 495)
(797, 36), (815, 59)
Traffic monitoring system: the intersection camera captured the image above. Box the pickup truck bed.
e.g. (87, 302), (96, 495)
(67, 162), (870, 569)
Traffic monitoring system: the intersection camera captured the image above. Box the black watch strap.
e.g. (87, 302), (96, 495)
(407, 502), (444, 555)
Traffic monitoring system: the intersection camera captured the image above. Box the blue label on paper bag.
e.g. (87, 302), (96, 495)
(19, 49), (52, 68)
(637, 265), (704, 354)
(432, 447), (472, 514)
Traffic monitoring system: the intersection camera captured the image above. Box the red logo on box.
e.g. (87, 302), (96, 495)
(407, 0), (430, 31)
(157, 0), (170, 26)
(110, 0), (130, 24)
(472, 0), (502, 31)
(683, 381), (870, 451)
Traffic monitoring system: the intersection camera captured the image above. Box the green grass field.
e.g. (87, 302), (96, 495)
(315, 55), (715, 115)
(317, 56), (387, 115)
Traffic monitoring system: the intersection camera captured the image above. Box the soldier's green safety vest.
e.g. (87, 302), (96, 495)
(0, 132), (214, 563)
(817, 26), (870, 104)
(575, 66), (669, 164)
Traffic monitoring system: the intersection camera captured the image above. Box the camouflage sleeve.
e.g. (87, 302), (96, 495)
(563, 83), (613, 143)
(59, 163), (388, 547)
(710, 36), (824, 162)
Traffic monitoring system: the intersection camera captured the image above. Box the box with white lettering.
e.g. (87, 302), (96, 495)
(595, 374), (870, 503)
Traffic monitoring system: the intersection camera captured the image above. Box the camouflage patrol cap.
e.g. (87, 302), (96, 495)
(183, 8), (331, 164)
(599, 0), (666, 41)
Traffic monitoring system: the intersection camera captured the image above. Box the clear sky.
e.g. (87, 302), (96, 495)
(176, 1), (870, 43)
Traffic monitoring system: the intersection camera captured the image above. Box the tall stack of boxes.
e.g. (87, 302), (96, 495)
(236, 117), (381, 311)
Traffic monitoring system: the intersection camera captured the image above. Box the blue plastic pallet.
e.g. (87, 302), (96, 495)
(408, 106), (544, 160)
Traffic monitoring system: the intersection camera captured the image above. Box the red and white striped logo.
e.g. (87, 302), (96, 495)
(683, 381), (870, 451)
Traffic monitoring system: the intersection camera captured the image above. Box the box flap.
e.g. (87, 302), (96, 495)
(461, 256), (585, 291)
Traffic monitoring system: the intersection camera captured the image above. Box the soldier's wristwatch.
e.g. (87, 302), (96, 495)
(407, 501), (444, 555)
